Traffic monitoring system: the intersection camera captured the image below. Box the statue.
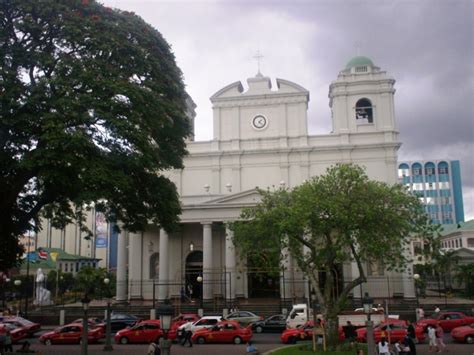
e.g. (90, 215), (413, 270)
(34, 268), (53, 306)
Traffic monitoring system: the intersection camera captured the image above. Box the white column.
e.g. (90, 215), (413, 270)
(128, 232), (143, 300)
(225, 225), (236, 300)
(116, 229), (128, 302)
(202, 222), (213, 300)
(158, 229), (169, 300)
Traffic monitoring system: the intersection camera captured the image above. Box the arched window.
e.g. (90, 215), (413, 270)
(424, 162), (435, 175)
(398, 163), (409, 178)
(150, 252), (159, 279)
(355, 98), (373, 123)
(438, 161), (449, 175)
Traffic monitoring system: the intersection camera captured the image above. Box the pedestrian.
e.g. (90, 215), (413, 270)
(416, 307), (425, 321)
(393, 341), (402, 355)
(17, 341), (35, 353)
(4, 330), (13, 353)
(246, 341), (259, 354)
(406, 320), (416, 342)
(427, 325), (438, 352)
(187, 284), (193, 299)
(344, 321), (357, 343)
(182, 321), (193, 347)
(147, 341), (161, 355)
(405, 335), (417, 355)
(180, 287), (185, 303)
(435, 325), (446, 352)
(377, 337), (390, 355)
(434, 306), (440, 314)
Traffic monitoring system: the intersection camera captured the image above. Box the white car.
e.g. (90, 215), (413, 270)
(178, 316), (222, 333)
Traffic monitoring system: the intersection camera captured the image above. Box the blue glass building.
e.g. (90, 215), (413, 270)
(398, 160), (464, 224)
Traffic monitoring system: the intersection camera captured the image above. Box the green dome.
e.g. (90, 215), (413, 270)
(345, 56), (374, 69)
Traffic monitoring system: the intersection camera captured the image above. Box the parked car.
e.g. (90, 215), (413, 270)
(107, 313), (139, 332)
(252, 314), (287, 333)
(450, 324), (474, 344)
(224, 311), (262, 326)
(0, 323), (28, 343)
(192, 320), (252, 344)
(416, 312), (474, 332)
(114, 320), (177, 344)
(178, 316), (222, 334)
(39, 323), (103, 345)
(3, 316), (41, 336)
(356, 319), (425, 343)
(281, 320), (344, 344)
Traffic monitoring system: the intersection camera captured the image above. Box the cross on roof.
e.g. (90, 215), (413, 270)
(253, 50), (264, 75)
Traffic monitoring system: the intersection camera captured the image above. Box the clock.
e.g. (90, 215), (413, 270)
(252, 114), (268, 130)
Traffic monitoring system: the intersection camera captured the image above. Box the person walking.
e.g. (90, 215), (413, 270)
(436, 325), (446, 352)
(182, 321), (193, 347)
(3, 330), (12, 353)
(147, 342), (161, 355)
(427, 325), (438, 352)
(377, 337), (390, 355)
(344, 321), (357, 343)
(434, 306), (440, 314)
(416, 307), (425, 321)
(406, 320), (417, 343)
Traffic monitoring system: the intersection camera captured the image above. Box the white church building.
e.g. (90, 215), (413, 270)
(36, 56), (416, 303)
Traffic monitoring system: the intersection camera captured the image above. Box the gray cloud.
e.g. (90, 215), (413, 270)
(105, 0), (473, 219)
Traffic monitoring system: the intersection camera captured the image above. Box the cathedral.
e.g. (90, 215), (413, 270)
(36, 56), (416, 303)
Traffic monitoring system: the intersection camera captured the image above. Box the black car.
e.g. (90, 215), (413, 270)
(252, 314), (287, 333)
(107, 313), (139, 332)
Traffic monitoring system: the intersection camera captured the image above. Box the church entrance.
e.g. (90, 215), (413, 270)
(185, 251), (203, 300)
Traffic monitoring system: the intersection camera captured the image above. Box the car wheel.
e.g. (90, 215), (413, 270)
(466, 335), (474, 344)
(288, 336), (296, 344)
(120, 337), (129, 344)
(45, 339), (52, 346)
(197, 336), (206, 344)
(255, 326), (263, 333)
(233, 336), (242, 344)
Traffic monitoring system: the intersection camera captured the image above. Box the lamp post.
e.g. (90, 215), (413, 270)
(413, 273), (420, 311)
(157, 300), (174, 355)
(14, 279), (22, 315)
(196, 275), (203, 316)
(363, 292), (375, 355)
(81, 295), (91, 355)
(103, 278), (113, 351)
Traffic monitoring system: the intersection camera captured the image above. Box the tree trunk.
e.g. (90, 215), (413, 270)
(324, 310), (340, 348)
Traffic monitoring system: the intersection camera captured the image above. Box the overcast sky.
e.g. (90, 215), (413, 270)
(103, 0), (473, 220)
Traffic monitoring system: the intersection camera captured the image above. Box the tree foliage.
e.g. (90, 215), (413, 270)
(0, 0), (191, 270)
(232, 163), (435, 346)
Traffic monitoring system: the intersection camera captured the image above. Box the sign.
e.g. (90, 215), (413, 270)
(95, 212), (108, 248)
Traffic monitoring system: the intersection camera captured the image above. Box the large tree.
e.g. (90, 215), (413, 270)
(0, 0), (191, 270)
(232, 164), (435, 347)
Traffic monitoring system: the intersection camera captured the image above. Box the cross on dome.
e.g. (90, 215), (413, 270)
(253, 50), (264, 76)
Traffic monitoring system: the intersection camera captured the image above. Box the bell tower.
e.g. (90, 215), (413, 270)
(329, 56), (397, 135)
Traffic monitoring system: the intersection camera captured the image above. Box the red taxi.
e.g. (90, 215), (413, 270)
(192, 320), (252, 344)
(3, 316), (41, 336)
(280, 320), (344, 344)
(416, 312), (474, 332)
(39, 323), (103, 345)
(114, 320), (177, 344)
(0, 323), (28, 343)
(356, 319), (425, 343)
(450, 324), (474, 344)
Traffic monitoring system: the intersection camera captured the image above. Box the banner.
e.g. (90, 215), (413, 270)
(38, 249), (48, 259)
(95, 212), (108, 248)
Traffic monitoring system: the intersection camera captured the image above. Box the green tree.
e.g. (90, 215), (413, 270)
(232, 164), (435, 347)
(74, 266), (109, 299)
(0, 0), (191, 270)
(455, 263), (474, 298)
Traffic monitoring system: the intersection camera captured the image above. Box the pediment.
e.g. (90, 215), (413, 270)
(203, 189), (262, 206)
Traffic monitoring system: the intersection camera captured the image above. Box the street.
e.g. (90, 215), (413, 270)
(11, 331), (474, 355)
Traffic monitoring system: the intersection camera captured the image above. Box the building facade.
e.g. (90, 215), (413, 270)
(37, 56), (417, 302)
(398, 160), (464, 224)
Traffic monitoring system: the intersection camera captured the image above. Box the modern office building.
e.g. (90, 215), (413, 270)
(398, 160), (464, 224)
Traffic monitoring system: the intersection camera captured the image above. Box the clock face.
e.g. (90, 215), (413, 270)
(252, 115), (268, 130)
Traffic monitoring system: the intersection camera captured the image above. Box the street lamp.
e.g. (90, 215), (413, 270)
(413, 273), (421, 310)
(363, 292), (375, 355)
(14, 279), (22, 315)
(196, 275), (203, 315)
(157, 300), (174, 355)
(81, 295), (91, 355)
(103, 278), (113, 351)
